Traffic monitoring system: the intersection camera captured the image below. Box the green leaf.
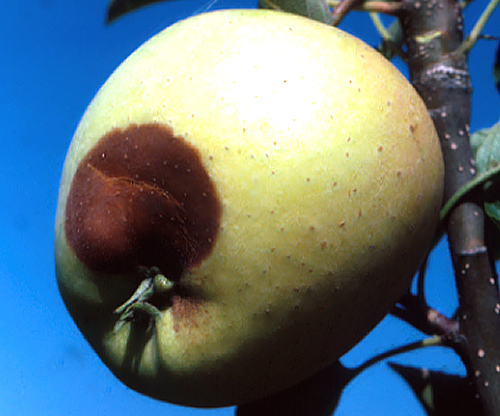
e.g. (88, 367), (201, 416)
(471, 118), (500, 224)
(236, 361), (353, 416)
(471, 120), (500, 176)
(389, 363), (483, 415)
(106, 0), (168, 24)
(470, 119), (500, 260)
(259, 0), (333, 25)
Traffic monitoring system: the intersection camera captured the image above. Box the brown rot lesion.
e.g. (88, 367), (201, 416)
(113, 266), (175, 333)
(64, 123), (222, 277)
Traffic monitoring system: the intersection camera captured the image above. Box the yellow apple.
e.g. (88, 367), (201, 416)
(54, 9), (444, 407)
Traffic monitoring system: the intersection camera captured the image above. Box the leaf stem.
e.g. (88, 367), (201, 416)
(369, 11), (391, 40)
(354, 336), (443, 375)
(456, 0), (500, 55)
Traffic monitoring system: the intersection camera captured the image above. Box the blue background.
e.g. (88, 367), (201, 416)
(1, 1), (499, 415)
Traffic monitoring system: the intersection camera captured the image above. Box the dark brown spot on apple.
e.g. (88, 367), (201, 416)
(65, 123), (221, 280)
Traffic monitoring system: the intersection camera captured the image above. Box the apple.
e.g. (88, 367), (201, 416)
(54, 9), (444, 407)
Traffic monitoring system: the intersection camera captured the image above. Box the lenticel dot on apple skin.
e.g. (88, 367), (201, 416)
(64, 123), (222, 279)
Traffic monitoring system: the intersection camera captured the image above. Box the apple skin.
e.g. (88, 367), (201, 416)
(55, 9), (444, 407)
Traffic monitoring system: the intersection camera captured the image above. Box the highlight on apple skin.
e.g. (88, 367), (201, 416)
(54, 9), (444, 407)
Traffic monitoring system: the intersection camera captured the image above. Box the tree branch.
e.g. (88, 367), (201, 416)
(399, 0), (500, 414)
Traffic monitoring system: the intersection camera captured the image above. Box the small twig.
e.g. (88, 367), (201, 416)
(456, 0), (500, 55)
(331, 0), (364, 25)
(393, 293), (460, 338)
(328, 0), (404, 25)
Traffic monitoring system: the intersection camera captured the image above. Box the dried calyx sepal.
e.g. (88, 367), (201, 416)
(113, 266), (176, 333)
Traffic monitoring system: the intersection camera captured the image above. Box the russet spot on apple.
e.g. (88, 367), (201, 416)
(55, 9), (444, 407)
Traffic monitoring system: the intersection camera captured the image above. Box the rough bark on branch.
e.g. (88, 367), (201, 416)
(399, 0), (500, 414)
